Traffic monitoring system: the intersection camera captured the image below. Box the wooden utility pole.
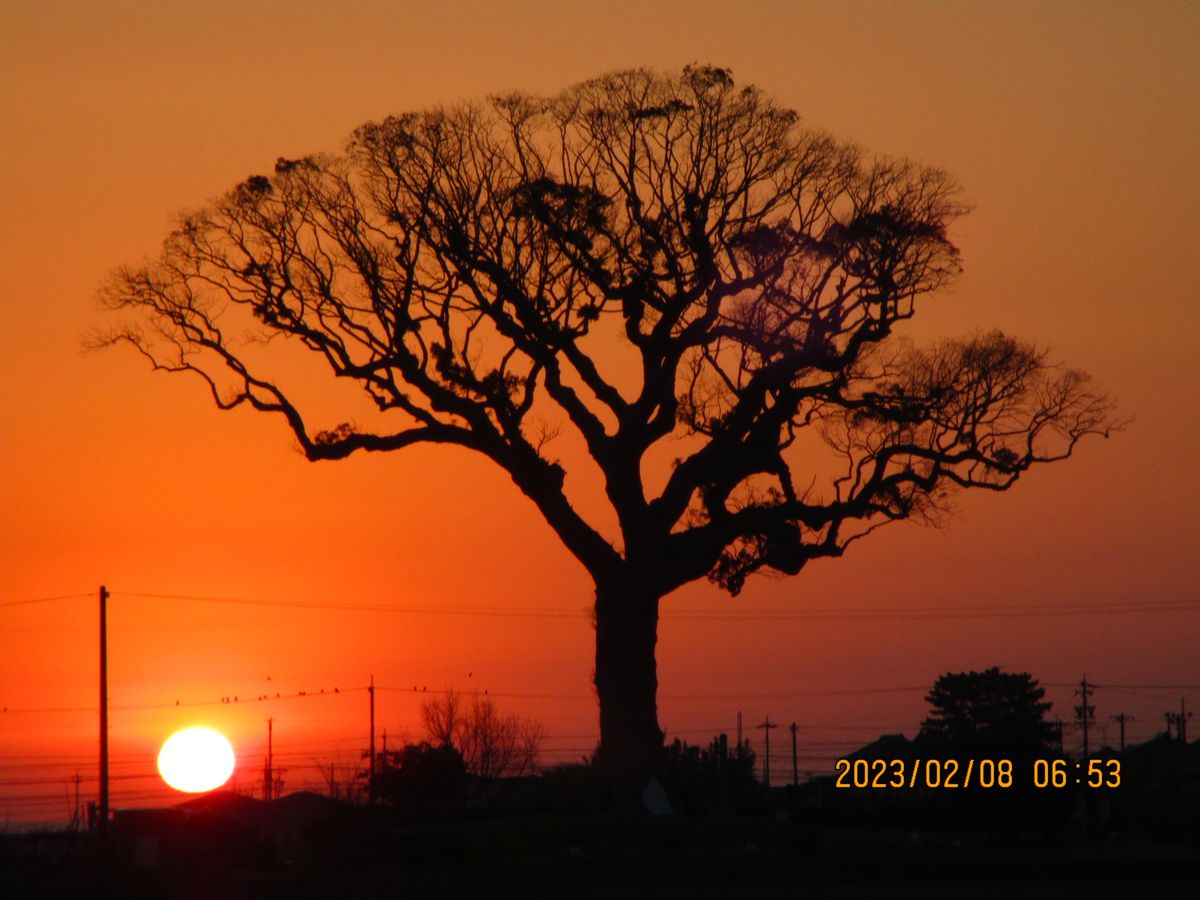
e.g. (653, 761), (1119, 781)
(1166, 699), (1192, 742)
(756, 717), (778, 786)
(1110, 713), (1134, 752)
(98, 585), (109, 838)
(790, 722), (798, 786)
(368, 675), (376, 804)
(72, 772), (82, 832)
(264, 718), (274, 802)
(1074, 675), (1094, 757)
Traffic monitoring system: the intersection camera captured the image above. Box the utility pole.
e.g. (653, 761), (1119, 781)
(790, 722), (798, 786)
(736, 711), (742, 757)
(264, 718), (274, 802)
(1166, 699), (1192, 742)
(1074, 675), (1095, 757)
(1110, 713), (1134, 752)
(368, 675), (376, 804)
(72, 771), (82, 832)
(756, 716), (778, 787)
(1054, 718), (1064, 755)
(98, 585), (109, 841)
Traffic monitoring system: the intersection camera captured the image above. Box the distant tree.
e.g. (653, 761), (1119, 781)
(98, 65), (1118, 794)
(421, 690), (544, 779)
(918, 667), (1056, 756)
(914, 668), (1072, 829)
(373, 740), (466, 815)
(314, 750), (367, 802)
(660, 734), (759, 813)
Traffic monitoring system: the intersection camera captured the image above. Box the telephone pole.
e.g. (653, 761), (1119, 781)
(72, 771), (82, 832)
(264, 718), (274, 802)
(1110, 713), (1134, 752)
(368, 675), (376, 804)
(1074, 675), (1095, 757)
(756, 716), (778, 786)
(98, 585), (109, 840)
(790, 722), (798, 786)
(1166, 698), (1192, 742)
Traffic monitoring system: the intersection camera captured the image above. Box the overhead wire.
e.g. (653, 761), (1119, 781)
(0, 593), (93, 608)
(4, 588), (1193, 814)
(8, 588), (1193, 623)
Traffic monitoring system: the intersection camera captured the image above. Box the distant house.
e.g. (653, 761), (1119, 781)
(1120, 732), (1200, 792)
(845, 733), (915, 762)
(1110, 733), (1200, 840)
(787, 733), (918, 824)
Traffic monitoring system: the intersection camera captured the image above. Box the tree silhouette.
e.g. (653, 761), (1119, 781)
(98, 65), (1117, 794)
(372, 740), (466, 816)
(919, 667), (1057, 756)
(420, 690), (543, 779)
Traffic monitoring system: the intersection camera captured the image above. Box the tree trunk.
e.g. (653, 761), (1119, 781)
(593, 580), (664, 803)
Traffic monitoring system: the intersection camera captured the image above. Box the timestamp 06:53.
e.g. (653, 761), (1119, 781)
(833, 757), (1121, 790)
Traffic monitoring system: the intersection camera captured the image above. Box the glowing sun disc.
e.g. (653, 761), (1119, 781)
(157, 727), (236, 793)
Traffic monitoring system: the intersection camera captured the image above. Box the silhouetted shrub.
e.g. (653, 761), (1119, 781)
(373, 741), (467, 818)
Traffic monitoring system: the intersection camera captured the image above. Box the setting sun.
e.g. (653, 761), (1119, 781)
(156, 727), (236, 793)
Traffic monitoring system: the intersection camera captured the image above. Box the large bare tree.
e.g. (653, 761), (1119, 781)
(99, 66), (1117, 794)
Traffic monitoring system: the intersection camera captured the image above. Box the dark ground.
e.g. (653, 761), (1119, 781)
(4, 814), (1197, 899)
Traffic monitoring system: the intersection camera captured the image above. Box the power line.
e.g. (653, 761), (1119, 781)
(1097, 683), (1200, 690)
(115, 591), (589, 619)
(1, 685), (368, 715)
(40, 588), (1198, 623)
(2, 681), (937, 715)
(6, 677), (1194, 717)
(0, 593), (92, 608)
(660, 686), (928, 700)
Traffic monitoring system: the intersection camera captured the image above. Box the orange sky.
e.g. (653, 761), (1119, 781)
(2, 0), (1198, 824)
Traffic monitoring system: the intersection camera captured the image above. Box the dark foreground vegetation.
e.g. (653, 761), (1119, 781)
(4, 809), (1197, 900)
(4, 735), (1198, 900)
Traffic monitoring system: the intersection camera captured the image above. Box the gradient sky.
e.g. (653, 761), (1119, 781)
(2, 0), (1198, 823)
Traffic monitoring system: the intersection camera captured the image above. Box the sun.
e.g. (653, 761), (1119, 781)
(157, 727), (236, 793)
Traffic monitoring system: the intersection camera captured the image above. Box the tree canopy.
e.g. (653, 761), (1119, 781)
(99, 65), (1114, 595)
(919, 667), (1057, 754)
(99, 65), (1117, 789)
